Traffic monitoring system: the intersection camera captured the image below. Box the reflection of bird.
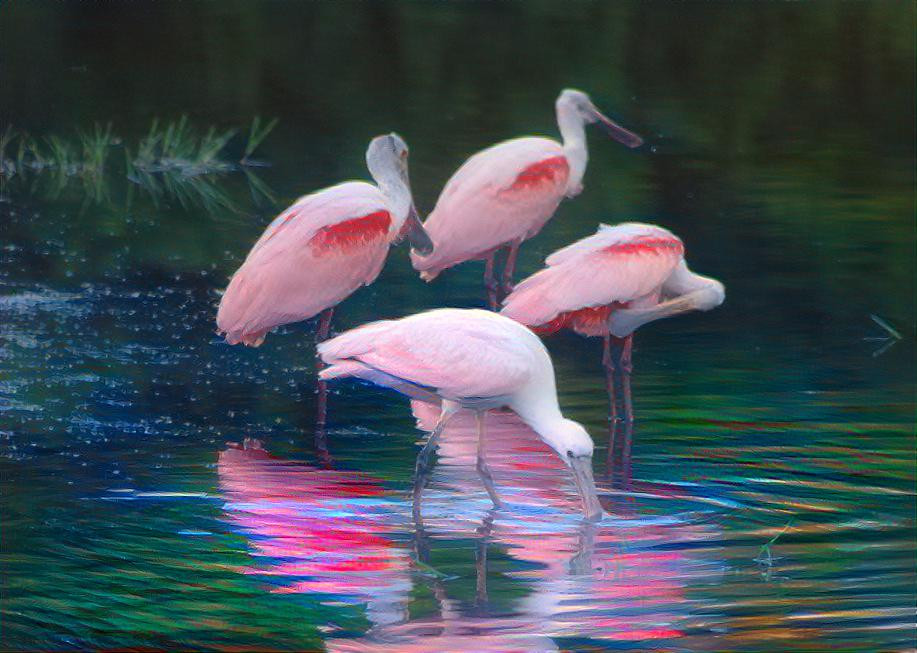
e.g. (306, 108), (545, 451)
(502, 222), (724, 423)
(410, 89), (642, 308)
(216, 133), (433, 347)
(217, 438), (412, 628)
(328, 404), (722, 651)
(317, 308), (604, 520)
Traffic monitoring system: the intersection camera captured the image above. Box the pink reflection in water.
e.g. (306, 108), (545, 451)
(218, 406), (723, 649)
(218, 438), (412, 627)
(326, 402), (724, 650)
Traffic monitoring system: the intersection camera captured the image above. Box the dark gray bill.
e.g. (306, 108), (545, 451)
(569, 455), (604, 521)
(591, 107), (644, 149)
(405, 203), (434, 256)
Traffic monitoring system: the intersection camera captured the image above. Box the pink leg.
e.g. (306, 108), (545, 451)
(618, 334), (634, 424)
(500, 239), (521, 299)
(314, 379), (332, 468)
(602, 334), (619, 442)
(314, 307), (334, 467)
(315, 307), (334, 344)
(484, 253), (498, 310)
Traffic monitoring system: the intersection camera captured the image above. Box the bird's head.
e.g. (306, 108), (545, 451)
(365, 133), (434, 256)
(541, 418), (604, 521)
(556, 88), (643, 149)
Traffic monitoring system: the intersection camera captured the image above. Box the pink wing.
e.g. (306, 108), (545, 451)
(501, 223), (684, 334)
(410, 137), (569, 280)
(318, 309), (537, 400)
(216, 182), (393, 346)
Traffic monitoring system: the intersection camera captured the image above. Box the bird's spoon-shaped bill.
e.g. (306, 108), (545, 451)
(590, 106), (644, 149)
(404, 202), (434, 256)
(570, 454), (604, 521)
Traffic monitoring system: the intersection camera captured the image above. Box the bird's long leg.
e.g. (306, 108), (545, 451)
(413, 402), (458, 523)
(603, 334), (619, 426)
(500, 239), (522, 300)
(475, 411), (503, 509)
(315, 307), (334, 344)
(312, 307), (335, 465)
(314, 379), (332, 468)
(617, 334), (634, 424)
(484, 254), (498, 310)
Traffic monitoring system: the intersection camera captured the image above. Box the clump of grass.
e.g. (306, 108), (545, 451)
(241, 116), (278, 166)
(3, 116), (277, 213)
(133, 115), (236, 176)
(78, 122), (114, 175)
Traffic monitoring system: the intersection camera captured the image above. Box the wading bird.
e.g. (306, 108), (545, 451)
(410, 89), (642, 308)
(501, 222), (725, 424)
(317, 308), (604, 521)
(216, 133), (433, 346)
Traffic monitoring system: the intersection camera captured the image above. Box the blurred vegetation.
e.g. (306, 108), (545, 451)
(0, 2), (911, 323)
(1, 117), (276, 212)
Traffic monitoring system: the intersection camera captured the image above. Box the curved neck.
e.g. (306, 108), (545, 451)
(510, 384), (569, 456)
(374, 174), (412, 234)
(556, 103), (589, 196)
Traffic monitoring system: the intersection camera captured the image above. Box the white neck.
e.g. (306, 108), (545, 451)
(557, 102), (589, 197)
(374, 173), (412, 236)
(510, 380), (569, 457)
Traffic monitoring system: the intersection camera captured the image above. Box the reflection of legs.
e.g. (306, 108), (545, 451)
(500, 239), (521, 299)
(484, 253), (498, 310)
(621, 418), (634, 490)
(413, 402), (458, 522)
(474, 511), (496, 609)
(475, 536), (488, 608)
(475, 411), (503, 509)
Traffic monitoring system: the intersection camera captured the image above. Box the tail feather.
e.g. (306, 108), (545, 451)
(319, 359), (440, 403)
(500, 269), (562, 327)
(317, 319), (394, 364)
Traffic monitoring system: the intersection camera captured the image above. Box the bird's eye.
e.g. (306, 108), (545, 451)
(566, 450), (574, 458)
(400, 149), (408, 159)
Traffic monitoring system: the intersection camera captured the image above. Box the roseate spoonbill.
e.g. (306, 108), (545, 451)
(410, 89), (642, 308)
(331, 404), (718, 652)
(317, 308), (603, 521)
(501, 222), (724, 424)
(216, 133), (433, 347)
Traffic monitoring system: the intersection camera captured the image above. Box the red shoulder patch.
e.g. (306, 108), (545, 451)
(506, 155), (569, 192)
(309, 210), (392, 255)
(532, 304), (620, 337)
(603, 236), (684, 257)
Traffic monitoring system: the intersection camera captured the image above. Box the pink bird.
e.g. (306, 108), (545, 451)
(216, 133), (433, 347)
(410, 88), (642, 308)
(317, 308), (604, 521)
(501, 222), (725, 424)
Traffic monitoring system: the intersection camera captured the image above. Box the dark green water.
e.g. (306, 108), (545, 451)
(1, 2), (915, 651)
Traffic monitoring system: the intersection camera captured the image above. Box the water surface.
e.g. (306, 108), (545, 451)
(1, 2), (915, 650)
